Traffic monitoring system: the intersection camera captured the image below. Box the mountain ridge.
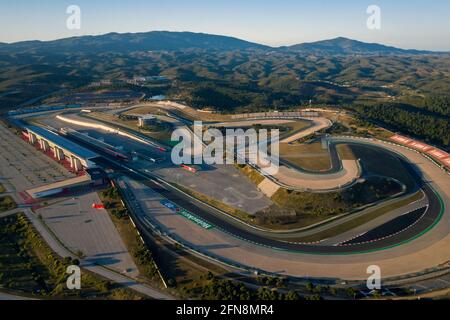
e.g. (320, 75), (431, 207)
(285, 36), (431, 54)
(0, 31), (269, 53)
(0, 31), (445, 55)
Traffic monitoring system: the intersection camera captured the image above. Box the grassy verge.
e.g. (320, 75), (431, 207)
(149, 236), (232, 298)
(257, 175), (405, 230)
(278, 120), (312, 140)
(0, 196), (17, 213)
(290, 191), (424, 243)
(0, 213), (144, 299)
(140, 122), (173, 142)
(174, 167), (405, 232)
(279, 142), (355, 172)
(98, 187), (253, 299)
(228, 120), (310, 137)
(139, 232), (300, 300)
(97, 186), (235, 299)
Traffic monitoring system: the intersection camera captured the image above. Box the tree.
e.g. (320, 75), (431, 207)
(284, 290), (300, 300)
(346, 287), (356, 299)
(328, 287), (338, 296)
(257, 287), (280, 300)
(306, 281), (314, 292)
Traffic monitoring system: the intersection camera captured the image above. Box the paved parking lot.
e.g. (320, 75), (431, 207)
(153, 164), (272, 214)
(0, 122), (138, 278)
(36, 192), (138, 277)
(0, 123), (73, 191)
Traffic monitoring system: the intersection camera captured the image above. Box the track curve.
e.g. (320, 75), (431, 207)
(93, 139), (445, 255)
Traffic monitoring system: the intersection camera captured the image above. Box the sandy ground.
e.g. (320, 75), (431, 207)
(257, 178), (281, 198)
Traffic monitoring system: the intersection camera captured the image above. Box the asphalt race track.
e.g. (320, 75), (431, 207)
(91, 144), (444, 255)
(20, 114), (446, 256)
(341, 206), (428, 246)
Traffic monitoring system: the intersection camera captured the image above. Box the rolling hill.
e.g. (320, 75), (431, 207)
(0, 31), (270, 53)
(0, 31), (448, 147)
(286, 37), (432, 55)
(0, 32), (443, 55)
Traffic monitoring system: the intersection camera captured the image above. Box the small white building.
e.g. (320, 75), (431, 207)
(138, 115), (157, 127)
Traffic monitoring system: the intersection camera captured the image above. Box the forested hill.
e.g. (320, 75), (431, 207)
(286, 37), (433, 55)
(1, 32), (443, 55)
(0, 31), (270, 53)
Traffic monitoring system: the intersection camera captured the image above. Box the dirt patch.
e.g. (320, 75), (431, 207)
(236, 165), (265, 185)
(280, 142), (331, 171)
(257, 178), (281, 198)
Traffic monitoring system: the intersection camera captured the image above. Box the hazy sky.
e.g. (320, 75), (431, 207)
(1, 0), (449, 50)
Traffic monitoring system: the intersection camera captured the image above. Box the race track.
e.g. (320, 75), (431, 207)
(20, 108), (450, 279)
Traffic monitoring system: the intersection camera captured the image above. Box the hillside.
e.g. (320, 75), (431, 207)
(1, 31), (448, 147)
(286, 37), (432, 55)
(1, 32), (444, 55)
(0, 31), (270, 53)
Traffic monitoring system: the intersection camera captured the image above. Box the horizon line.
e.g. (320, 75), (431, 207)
(1, 30), (448, 53)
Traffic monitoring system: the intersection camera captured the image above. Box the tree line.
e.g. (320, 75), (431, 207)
(347, 103), (450, 147)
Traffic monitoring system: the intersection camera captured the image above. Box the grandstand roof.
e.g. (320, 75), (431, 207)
(26, 125), (99, 160)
